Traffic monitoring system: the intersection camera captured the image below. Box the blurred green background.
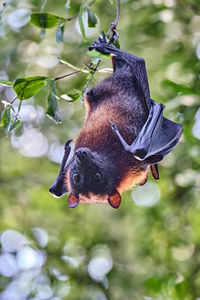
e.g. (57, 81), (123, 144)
(0, 0), (200, 299)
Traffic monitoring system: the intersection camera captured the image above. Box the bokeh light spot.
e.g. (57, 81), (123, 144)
(131, 181), (161, 207)
(1, 230), (27, 253)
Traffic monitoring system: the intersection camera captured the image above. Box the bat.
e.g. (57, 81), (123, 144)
(49, 32), (182, 209)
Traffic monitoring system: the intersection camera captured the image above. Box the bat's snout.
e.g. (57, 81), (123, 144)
(75, 148), (94, 166)
(49, 177), (68, 198)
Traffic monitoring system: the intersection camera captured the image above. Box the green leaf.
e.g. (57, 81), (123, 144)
(87, 50), (111, 60)
(0, 79), (13, 86)
(61, 93), (80, 102)
(10, 116), (21, 131)
(108, 0), (113, 4)
(145, 277), (162, 292)
(30, 13), (64, 29)
(175, 281), (188, 300)
(87, 8), (97, 28)
(91, 57), (99, 65)
(114, 38), (120, 49)
(46, 80), (61, 123)
(0, 107), (11, 135)
(83, 73), (94, 92)
(78, 1), (86, 41)
(13, 76), (47, 100)
(65, 0), (70, 15)
(162, 79), (196, 95)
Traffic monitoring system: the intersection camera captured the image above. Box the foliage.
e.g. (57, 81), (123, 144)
(0, 0), (200, 299)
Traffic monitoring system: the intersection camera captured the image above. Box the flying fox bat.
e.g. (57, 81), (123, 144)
(49, 32), (182, 209)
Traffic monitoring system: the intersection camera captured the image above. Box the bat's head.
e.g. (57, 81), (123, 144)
(49, 148), (148, 210)
(65, 147), (122, 209)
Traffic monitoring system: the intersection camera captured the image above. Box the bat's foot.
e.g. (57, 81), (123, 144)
(110, 121), (131, 152)
(88, 31), (111, 55)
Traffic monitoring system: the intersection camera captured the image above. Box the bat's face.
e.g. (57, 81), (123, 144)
(65, 148), (122, 209)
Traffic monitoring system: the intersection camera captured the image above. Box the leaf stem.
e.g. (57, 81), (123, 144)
(107, 0), (120, 36)
(10, 96), (18, 104)
(54, 62), (95, 81)
(55, 69), (85, 81)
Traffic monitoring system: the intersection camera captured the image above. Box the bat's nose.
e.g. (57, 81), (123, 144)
(75, 149), (87, 160)
(75, 148), (94, 165)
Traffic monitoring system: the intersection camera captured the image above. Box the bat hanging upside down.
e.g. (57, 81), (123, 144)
(49, 32), (183, 209)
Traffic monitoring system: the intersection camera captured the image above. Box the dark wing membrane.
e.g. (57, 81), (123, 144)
(145, 117), (183, 164)
(89, 43), (151, 110)
(111, 100), (183, 164)
(49, 176), (68, 198)
(128, 101), (183, 164)
(114, 51), (151, 109)
(49, 139), (72, 197)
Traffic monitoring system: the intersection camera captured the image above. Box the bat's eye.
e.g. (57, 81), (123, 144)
(73, 174), (80, 183)
(94, 173), (101, 181)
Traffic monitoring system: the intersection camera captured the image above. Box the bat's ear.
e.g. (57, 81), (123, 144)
(108, 191), (121, 209)
(49, 176), (68, 198)
(150, 164), (159, 180)
(68, 193), (80, 208)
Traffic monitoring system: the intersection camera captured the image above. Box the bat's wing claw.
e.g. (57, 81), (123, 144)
(108, 29), (119, 45)
(110, 120), (118, 132)
(64, 139), (73, 149)
(110, 121), (131, 152)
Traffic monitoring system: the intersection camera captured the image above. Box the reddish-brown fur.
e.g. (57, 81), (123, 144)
(64, 94), (148, 203)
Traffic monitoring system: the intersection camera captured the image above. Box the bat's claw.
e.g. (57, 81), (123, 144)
(101, 31), (107, 43)
(88, 43), (110, 55)
(98, 36), (103, 43)
(64, 139), (73, 150)
(108, 29), (119, 45)
(110, 120), (118, 132)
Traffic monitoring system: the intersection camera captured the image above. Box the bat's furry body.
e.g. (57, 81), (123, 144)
(49, 36), (182, 209)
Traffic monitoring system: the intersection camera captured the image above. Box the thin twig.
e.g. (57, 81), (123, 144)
(55, 70), (82, 81)
(114, 0), (120, 29)
(107, 0), (120, 37)
(55, 0), (120, 82)
(93, 59), (101, 72)
(10, 96), (18, 104)
(55, 63), (94, 81)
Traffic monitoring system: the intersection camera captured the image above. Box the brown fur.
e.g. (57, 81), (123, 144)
(64, 77), (149, 205)
(117, 169), (148, 194)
